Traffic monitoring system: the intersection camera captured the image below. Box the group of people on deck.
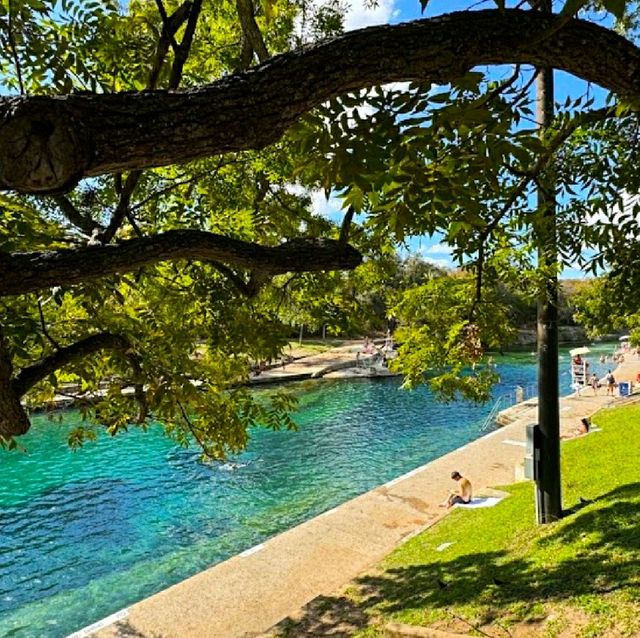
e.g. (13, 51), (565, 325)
(572, 353), (617, 395)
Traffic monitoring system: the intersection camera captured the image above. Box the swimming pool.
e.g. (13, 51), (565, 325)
(0, 346), (614, 637)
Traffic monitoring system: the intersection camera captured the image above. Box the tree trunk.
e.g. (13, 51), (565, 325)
(534, 3), (562, 524)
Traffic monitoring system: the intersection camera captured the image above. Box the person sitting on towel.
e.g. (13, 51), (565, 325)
(441, 471), (472, 508)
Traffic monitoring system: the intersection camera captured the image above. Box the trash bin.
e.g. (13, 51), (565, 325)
(619, 381), (631, 397)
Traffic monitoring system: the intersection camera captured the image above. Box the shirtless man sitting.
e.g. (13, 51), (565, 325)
(441, 471), (472, 508)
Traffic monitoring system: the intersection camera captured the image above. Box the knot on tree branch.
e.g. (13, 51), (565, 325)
(0, 98), (93, 194)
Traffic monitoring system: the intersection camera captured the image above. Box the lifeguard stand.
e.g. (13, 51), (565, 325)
(569, 346), (590, 394)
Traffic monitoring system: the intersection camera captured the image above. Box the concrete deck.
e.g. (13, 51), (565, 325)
(248, 341), (365, 384)
(87, 382), (633, 638)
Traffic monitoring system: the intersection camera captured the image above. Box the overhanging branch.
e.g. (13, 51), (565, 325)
(1, 10), (640, 193)
(0, 230), (362, 296)
(12, 332), (132, 396)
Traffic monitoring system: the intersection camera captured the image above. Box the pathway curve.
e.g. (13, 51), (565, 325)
(87, 374), (638, 638)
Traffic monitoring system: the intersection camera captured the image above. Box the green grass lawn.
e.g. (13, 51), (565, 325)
(274, 404), (640, 638)
(285, 339), (347, 356)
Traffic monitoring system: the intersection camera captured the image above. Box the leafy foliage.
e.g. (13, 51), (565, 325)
(0, 0), (358, 454)
(389, 274), (512, 402)
(3, 0), (640, 456)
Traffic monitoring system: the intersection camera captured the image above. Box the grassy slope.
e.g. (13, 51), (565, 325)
(344, 404), (640, 637)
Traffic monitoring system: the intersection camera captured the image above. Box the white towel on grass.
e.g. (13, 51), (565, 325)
(454, 496), (503, 509)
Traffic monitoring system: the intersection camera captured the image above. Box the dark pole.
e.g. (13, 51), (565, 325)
(534, 0), (563, 524)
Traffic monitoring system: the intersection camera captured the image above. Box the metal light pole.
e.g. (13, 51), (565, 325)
(533, 0), (563, 523)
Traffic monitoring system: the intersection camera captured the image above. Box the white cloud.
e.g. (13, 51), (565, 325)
(344, 0), (400, 31)
(309, 188), (342, 217)
(282, 184), (341, 218)
(421, 242), (453, 256)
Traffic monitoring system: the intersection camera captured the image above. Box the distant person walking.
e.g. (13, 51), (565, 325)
(605, 370), (616, 396)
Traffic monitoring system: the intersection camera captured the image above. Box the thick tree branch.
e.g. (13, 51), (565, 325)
(2, 10), (640, 194)
(0, 230), (362, 296)
(0, 326), (29, 437)
(12, 332), (131, 396)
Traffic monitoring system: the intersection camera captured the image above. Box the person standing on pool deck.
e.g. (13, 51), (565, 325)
(441, 471), (472, 508)
(606, 370), (616, 396)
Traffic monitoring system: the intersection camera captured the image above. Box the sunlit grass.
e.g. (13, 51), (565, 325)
(273, 404), (640, 637)
(352, 404), (640, 637)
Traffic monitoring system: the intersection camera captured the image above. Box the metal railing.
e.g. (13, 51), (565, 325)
(479, 395), (509, 432)
(479, 383), (538, 432)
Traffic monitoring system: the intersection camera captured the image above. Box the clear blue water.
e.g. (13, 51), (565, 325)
(0, 345), (614, 637)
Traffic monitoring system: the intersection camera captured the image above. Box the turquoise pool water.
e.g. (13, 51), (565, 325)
(0, 346), (614, 637)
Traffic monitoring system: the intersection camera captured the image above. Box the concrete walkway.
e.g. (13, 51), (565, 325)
(248, 341), (364, 384)
(86, 383), (634, 638)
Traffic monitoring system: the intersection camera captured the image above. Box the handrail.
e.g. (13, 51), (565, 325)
(479, 383), (538, 432)
(479, 395), (508, 432)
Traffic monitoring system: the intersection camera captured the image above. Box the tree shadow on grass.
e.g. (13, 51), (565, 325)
(271, 484), (640, 636)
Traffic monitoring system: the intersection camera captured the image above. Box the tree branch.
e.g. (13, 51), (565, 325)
(52, 193), (104, 235)
(0, 326), (29, 437)
(236, 0), (269, 68)
(37, 298), (60, 350)
(169, 0), (203, 89)
(481, 106), (613, 243)
(98, 172), (140, 243)
(96, 0), (201, 244)
(10, 331), (148, 426)
(209, 261), (255, 296)
(150, 0), (191, 89)
(0, 230), (362, 296)
(13, 332), (131, 396)
(1, 10), (639, 193)
(7, 0), (25, 95)
(338, 205), (355, 249)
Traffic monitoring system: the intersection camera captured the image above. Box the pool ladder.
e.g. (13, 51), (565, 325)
(479, 395), (510, 432)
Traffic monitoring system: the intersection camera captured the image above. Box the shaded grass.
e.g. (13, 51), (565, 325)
(273, 404), (640, 637)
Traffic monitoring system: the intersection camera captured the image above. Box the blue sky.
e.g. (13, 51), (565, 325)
(312, 0), (612, 278)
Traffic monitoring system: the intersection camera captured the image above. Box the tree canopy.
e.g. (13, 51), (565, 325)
(1, 0), (640, 456)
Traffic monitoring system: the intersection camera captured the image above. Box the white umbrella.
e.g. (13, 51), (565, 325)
(619, 335), (630, 341)
(569, 346), (590, 356)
